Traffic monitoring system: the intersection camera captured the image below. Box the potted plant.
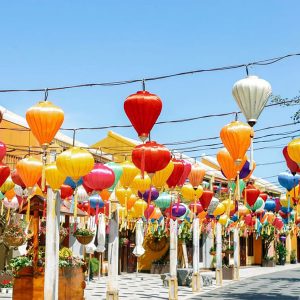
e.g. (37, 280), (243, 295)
(209, 245), (216, 256)
(225, 245), (234, 255)
(276, 243), (287, 265)
(290, 250), (297, 264)
(146, 230), (168, 252)
(0, 279), (13, 294)
(9, 255), (33, 276)
(59, 226), (68, 244)
(73, 227), (94, 245)
(222, 263), (234, 280)
(3, 223), (27, 247)
(262, 256), (275, 267)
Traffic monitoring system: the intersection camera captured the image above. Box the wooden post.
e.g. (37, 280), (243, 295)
(44, 188), (60, 300)
(233, 227), (240, 280)
(106, 210), (119, 300)
(216, 223), (222, 286)
(192, 217), (201, 292)
(169, 219), (178, 300)
(33, 204), (39, 273)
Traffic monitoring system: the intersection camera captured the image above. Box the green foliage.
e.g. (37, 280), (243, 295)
(73, 227), (94, 236)
(90, 257), (99, 274)
(276, 243), (288, 261)
(178, 222), (192, 242)
(9, 256), (32, 272)
(290, 249), (297, 262)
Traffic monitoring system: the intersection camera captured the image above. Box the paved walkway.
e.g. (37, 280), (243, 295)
(84, 264), (300, 300)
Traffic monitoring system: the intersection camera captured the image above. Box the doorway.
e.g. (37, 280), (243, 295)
(240, 237), (247, 266)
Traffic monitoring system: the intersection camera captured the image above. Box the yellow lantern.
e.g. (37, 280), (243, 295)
(152, 161), (174, 190)
(119, 160), (139, 189)
(56, 147), (94, 181)
(127, 194), (137, 210)
(238, 204), (250, 217)
(133, 199), (147, 218)
(287, 138), (300, 165)
(0, 177), (15, 194)
(222, 199), (235, 212)
(280, 194), (289, 208)
(181, 184), (203, 202)
(213, 203), (225, 216)
(218, 214), (228, 225)
(116, 187), (132, 205)
(118, 206), (126, 219)
(45, 163), (66, 191)
(131, 174), (151, 194)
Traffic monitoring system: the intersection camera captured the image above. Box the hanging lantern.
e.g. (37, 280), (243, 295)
(283, 145), (300, 174)
(243, 185), (260, 206)
(119, 160), (139, 189)
(171, 203), (186, 218)
(213, 203), (225, 217)
(77, 185), (89, 203)
(220, 121), (253, 165)
(116, 187), (132, 205)
(217, 148), (246, 180)
(166, 159), (184, 189)
(259, 193), (268, 202)
(218, 214), (228, 225)
(181, 183), (203, 202)
(287, 138), (300, 167)
(152, 161), (174, 190)
(155, 192), (172, 210)
(238, 204), (250, 217)
(133, 199), (148, 217)
(60, 184), (74, 199)
(45, 163), (66, 191)
(200, 190), (214, 211)
(0, 142), (6, 162)
(16, 157), (43, 189)
(239, 160), (255, 179)
(189, 202), (203, 215)
(132, 141), (171, 176)
(105, 162), (123, 192)
(56, 147), (94, 181)
(26, 101), (64, 148)
(149, 207), (162, 220)
(131, 174), (151, 194)
(124, 90), (162, 141)
(0, 163), (10, 188)
(144, 204), (155, 219)
(264, 198), (276, 212)
(11, 169), (26, 189)
(138, 187), (159, 202)
(278, 172), (300, 191)
(83, 163), (115, 192)
(126, 194), (137, 210)
(177, 160), (192, 187)
(188, 163), (205, 188)
(232, 75), (272, 127)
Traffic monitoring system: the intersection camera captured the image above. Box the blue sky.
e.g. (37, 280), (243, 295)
(1, 1), (300, 183)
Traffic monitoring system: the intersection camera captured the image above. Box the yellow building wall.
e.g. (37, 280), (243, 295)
(286, 233), (297, 263)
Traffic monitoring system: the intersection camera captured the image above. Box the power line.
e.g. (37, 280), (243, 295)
(0, 52), (299, 94)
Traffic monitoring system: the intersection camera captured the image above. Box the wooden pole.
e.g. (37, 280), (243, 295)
(192, 217), (201, 292)
(33, 203), (39, 274)
(233, 227), (240, 280)
(216, 222), (222, 286)
(169, 219), (178, 300)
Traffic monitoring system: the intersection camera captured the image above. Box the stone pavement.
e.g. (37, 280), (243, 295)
(84, 264), (300, 300)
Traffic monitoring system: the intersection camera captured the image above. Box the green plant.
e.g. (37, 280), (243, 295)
(0, 279), (12, 288)
(3, 222), (27, 240)
(120, 237), (129, 246)
(73, 227), (94, 236)
(9, 256), (32, 272)
(264, 256), (274, 262)
(276, 243), (287, 263)
(178, 222), (192, 242)
(58, 247), (85, 268)
(209, 245), (216, 254)
(261, 225), (275, 260)
(90, 257), (99, 274)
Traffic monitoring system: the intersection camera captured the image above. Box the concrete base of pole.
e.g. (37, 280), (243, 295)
(192, 273), (201, 292)
(168, 278), (178, 300)
(216, 268), (222, 286)
(106, 290), (119, 300)
(233, 266), (240, 280)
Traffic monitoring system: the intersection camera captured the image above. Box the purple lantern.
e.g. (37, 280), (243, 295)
(171, 203), (186, 217)
(138, 187), (159, 202)
(239, 161), (251, 180)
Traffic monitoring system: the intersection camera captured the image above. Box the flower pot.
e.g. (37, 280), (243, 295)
(210, 251), (216, 256)
(7, 288), (12, 294)
(1, 288), (7, 294)
(3, 236), (25, 247)
(262, 260), (275, 267)
(222, 266), (234, 280)
(75, 235), (94, 245)
(225, 250), (233, 255)
(16, 266), (33, 277)
(291, 260), (297, 264)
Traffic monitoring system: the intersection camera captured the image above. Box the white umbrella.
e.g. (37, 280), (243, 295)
(133, 219), (145, 278)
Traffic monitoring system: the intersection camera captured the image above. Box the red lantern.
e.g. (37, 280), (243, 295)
(0, 142), (6, 162)
(82, 182), (93, 194)
(244, 214), (255, 226)
(0, 163), (10, 187)
(132, 141), (171, 175)
(166, 159), (184, 189)
(189, 202), (203, 214)
(83, 163), (115, 191)
(273, 217), (284, 230)
(243, 185), (260, 206)
(60, 184), (74, 199)
(259, 193), (268, 202)
(124, 90), (162, 141)
(177, 160), (192, 187)
(199, 190), (214, 211)
(11, 169), (26, 188)
(283, 146), (300, 175)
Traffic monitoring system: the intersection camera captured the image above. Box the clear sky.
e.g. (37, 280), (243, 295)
(1, 1), (300, 185)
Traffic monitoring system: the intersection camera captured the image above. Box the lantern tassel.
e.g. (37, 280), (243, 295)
(0, 202), (3, 215)
(6, 207), (10, 222)
(41, 147), (47, 192)
(26, 197), (31, 222)
(249, 136), (254, 170)
(74, 186), (78, 219)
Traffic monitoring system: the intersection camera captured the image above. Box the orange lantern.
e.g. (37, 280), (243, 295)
(45, 163), (66, 191)
(5, 188), (15, 201)
(149, 207), (162, 220)
(188, 163), (205, 188)
(16, 157), (43, 189)
(220, 121), (253, 165)
(56, 147), (94, 181)
(26, 101), (64, 149)
(119, 160), (139, 189)
(127, 194), (137, 210)
(217, 148), (246, 180)
(100, 189), (111, 201)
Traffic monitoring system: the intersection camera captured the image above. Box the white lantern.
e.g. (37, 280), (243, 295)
(232, 75), (272, 127)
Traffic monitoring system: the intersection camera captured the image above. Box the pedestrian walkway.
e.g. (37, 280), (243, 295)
(84, 264), (300, 300)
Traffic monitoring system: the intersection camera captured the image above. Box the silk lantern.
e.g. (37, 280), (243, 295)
(45, 163), (66, 191)
(0, 163), (10, 188)
(133, 199), (148, 217)
(282, 146), (300, 175)
(56, 147), (94, 182)
(171, 203), (186, 218)
(144, 204), (155, 219)
(152, 161), (174, 190)
(259, 193), (268, 202)
(188, 163), (205, 188)
(124, 90), (162, 141)
(265, 198), (276, 212)
(0, 142), (6, 161)
(105, 162), (123, 192)
(278, 172), (300, 191)
(116, 187), (132, 205)
(131, 141), (171, 176)
(83, 163), (115, 191)
(287, 138), (300, 166)
(243, 185), (260, 206)
(119, 160), (139, 189)
(11, 169), (26, 189)
(177, 160), (192, 187)
(200, 190), (214, 211)
(60, 184), (74, 199)
(131, 174), (151, 194)
(181, 184), (203, 202)
(0, 177), (15, 194)
(166, 159), (184, 189)
(189, 202), (203, 215)
(138, 187), (159, 202)
(155, 192), (172, 210)
(213, 203), (225, 217)
(218, 214), (228, 225)
(26, 101), (64, 148)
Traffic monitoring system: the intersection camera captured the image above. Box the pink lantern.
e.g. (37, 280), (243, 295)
(177, 160), (192, 187)
(0, 142), (6, 162)
(83, 163), (115, 191)
(144, 204), (155, 219)
(273, 217), (284, 230)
